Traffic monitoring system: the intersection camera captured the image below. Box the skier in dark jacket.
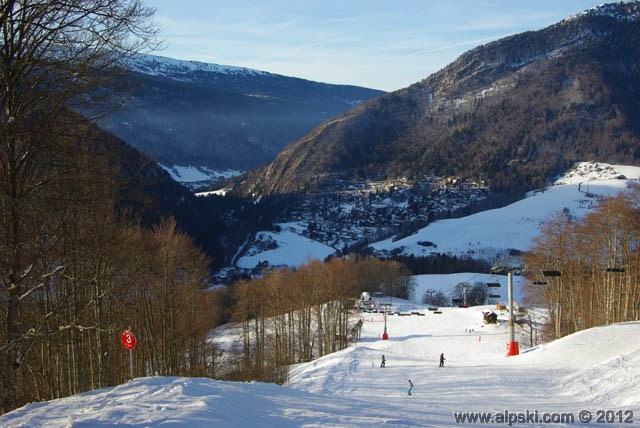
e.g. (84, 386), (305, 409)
(407, 379), (413, 395)
(380, 355), (386, 367)
(439, 353), (445, 367)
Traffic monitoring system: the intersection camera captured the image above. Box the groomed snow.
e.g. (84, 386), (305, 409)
(3, 302), (638, 427)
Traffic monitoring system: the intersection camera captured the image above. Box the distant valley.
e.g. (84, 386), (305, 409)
(226, 162), (639, 281)
(83, 3), (640, 276)
(88, 54), (384, 186)
(217, 3), (640, 277)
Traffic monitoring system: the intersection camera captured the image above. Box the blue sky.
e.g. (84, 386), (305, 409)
(146, 1), (608, 91)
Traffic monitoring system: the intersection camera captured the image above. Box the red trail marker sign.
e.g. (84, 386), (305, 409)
(121, 329), (136, 380)
(121, 330), (136, 350)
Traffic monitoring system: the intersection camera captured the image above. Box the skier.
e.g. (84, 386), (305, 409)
(407, 379), (413, 396)
(380, 354), (386, 367)
(439, 352), (445, 367)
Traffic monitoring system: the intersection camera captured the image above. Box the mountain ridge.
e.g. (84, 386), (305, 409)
(89, 54), (385, 174)
(231, 1), (640, 197)
(123, 52), (270, 78)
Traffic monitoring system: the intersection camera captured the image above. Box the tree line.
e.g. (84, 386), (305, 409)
(227, 257), (413, 383)
(524, 183), (640, 339)
(0, 1), (415, 412)
(0, 0), (224, 414)
(0, 121), (221, 413)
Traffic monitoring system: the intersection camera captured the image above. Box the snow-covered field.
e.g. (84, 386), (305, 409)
(236, 162), (640, 269)
(236, 229), (337, 269)
(371, 163), (640, 259)
(3, 298), (638, 427)
(160, 164), (242, 186)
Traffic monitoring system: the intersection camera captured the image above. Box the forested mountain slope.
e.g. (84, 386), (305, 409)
(233, 2), (640, 196)
(90, 54), (384, 172)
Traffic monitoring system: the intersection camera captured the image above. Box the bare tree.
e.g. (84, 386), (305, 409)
(0, 0), (158, 412)
(228, 256), (414, 382)
(525, 186), (640, 340)
(422, 290), (449, 307)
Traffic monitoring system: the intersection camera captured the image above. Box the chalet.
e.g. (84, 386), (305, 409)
(482, 310), (498, 324)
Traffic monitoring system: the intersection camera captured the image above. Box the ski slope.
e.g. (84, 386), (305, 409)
(2, 299), (639, 427)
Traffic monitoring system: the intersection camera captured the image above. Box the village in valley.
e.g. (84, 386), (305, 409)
(252, 176), (490, 256)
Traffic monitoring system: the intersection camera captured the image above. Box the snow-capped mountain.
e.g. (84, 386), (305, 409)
(564, 1), (640, 22)
(123, 53), (269, 79)
(86, 53), (384, 182)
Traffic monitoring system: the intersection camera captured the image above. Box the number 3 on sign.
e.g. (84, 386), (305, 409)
(121, 330), (136, 350)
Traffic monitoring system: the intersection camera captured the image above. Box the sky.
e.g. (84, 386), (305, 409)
(145, 0), (609, 91)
